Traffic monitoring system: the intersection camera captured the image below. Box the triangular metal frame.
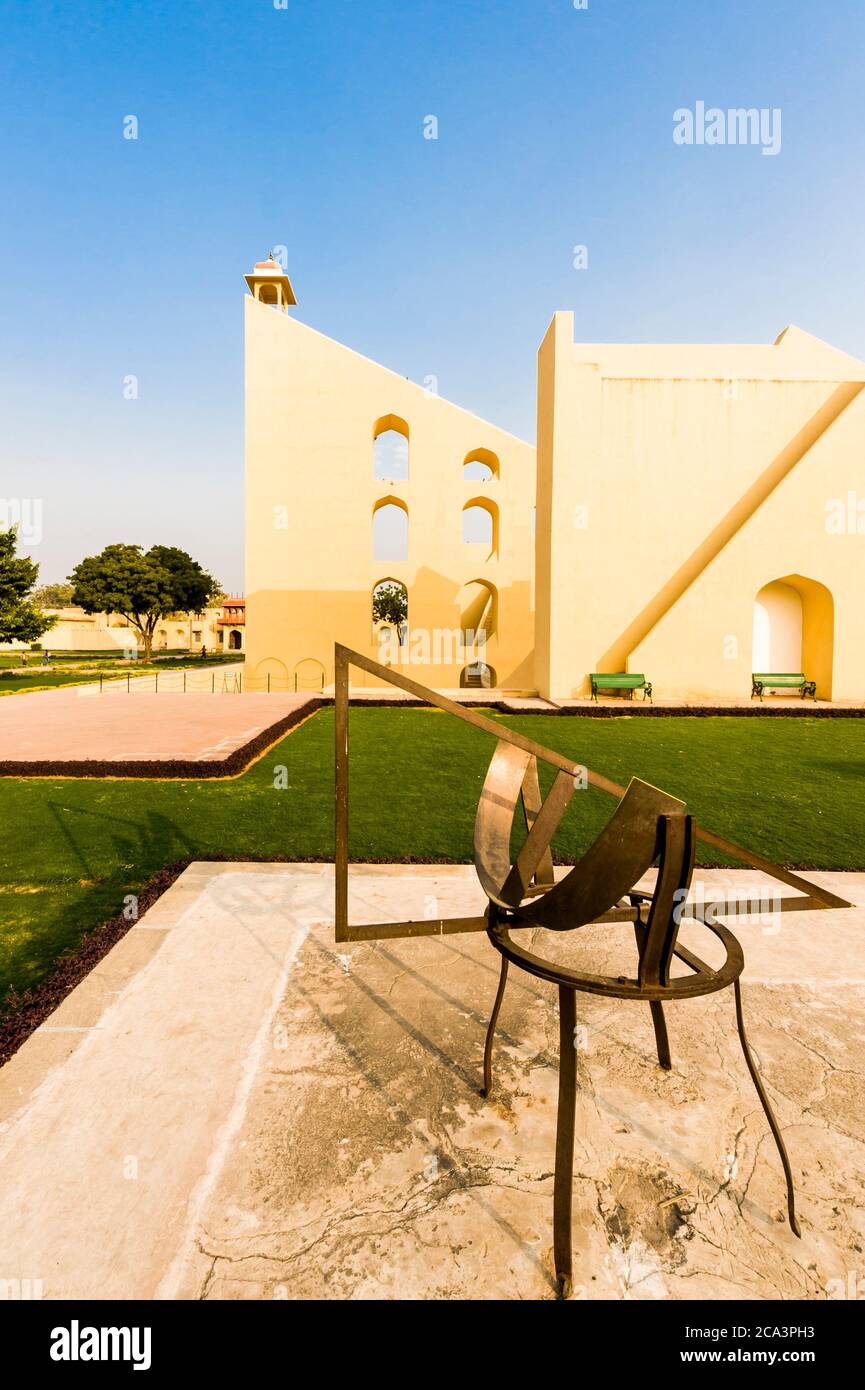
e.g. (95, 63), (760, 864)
(334, 644), (851, 943)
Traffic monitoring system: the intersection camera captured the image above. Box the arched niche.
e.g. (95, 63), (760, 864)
(293, 657), (327, 692)
(752, 574), (834, 697)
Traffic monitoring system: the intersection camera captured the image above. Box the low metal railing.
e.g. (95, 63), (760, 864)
(97, 670), (244, 694)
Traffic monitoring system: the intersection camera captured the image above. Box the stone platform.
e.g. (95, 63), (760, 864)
(0, 864), (863, 1300)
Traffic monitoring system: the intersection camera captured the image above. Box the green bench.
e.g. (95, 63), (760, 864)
(751, 672), (816, 701)
(591, 673), (652, 702)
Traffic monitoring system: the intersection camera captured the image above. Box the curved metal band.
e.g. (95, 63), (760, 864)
(473, 741), (533, 904)
(473, 739), (689, 926)
(516, 778), (686, 931)
(487, 918), (745, 1002)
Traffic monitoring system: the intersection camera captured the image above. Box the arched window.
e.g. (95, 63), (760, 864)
(462, 498), (498, 558)
(463, 448), (499, 482)
(372, 578), (408, 651)
(373, 499), (408, 562)
(459, 579), (496, 647)
(373, 415), (410, 481)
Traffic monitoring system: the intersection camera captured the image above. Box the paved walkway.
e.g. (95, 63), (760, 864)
(0, 683), (313, 767)
(1, 863), (862, 1300)
(329, 687), (865, 714)
(555, 696), (865, 713)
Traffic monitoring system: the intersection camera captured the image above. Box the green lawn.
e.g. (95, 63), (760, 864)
(1, 708), (863, 1011)
(0, 671), (129, 694)
(0, 654), (244, 695)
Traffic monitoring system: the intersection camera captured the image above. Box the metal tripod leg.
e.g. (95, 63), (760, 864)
(734, 978), (800, 1237)
(554, 985), (577, 1297)
(481, 955), (509, 1098)
(633, 920), (672, 1069)
(649, 1000), (672, 1070)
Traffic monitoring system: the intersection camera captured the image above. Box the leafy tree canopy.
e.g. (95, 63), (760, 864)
(69, 543), (219, 660)
(372, 581), (408, 630)
(372, 575), (408, 644)
(33, 581), (75, 609)
(0, 527), (55, 645)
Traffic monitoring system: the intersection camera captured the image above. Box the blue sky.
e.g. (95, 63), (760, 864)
(1, 0), (863, 591)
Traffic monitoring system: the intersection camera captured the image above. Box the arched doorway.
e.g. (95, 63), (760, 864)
(752, 575), (834, 697)
(228, 629), (242, 651)
(460, 662), (496, 689)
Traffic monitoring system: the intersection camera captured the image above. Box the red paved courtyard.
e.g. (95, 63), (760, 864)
(0, 684), (315, 770)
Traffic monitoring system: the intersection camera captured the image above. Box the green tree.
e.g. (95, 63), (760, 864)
(69, 544), (219, 661)
(372, 581), (408, 645)
(0, 527), (55, 646)
(33, 581), (75, 609)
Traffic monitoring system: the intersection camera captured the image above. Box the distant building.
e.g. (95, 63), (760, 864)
(0, 607), (136, 654)
(1, 606), (238, 654)
(150, 608), (225, 653)
(217, 597), (245, 652)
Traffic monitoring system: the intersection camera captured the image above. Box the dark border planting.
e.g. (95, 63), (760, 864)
(319, 698), (865, 718)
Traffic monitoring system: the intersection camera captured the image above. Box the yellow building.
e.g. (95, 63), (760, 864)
(216, 597), (246, 654)
(0, 607), (230, 655)
(150, 608), (228, 654)
(245, 259), (865, 701)
(244, 259), (535, 693)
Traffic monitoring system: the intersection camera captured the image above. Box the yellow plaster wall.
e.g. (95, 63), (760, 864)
(244, 297), (536, 691)
(246, 282), (865, 704)
(536, 315), (865, 700)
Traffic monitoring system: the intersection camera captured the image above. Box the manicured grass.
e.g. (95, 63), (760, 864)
(0, 652), (128, 667)
(0, 671), (128, 694)
(1, 707), (863, 1011)
(0, 655), (243, 695)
